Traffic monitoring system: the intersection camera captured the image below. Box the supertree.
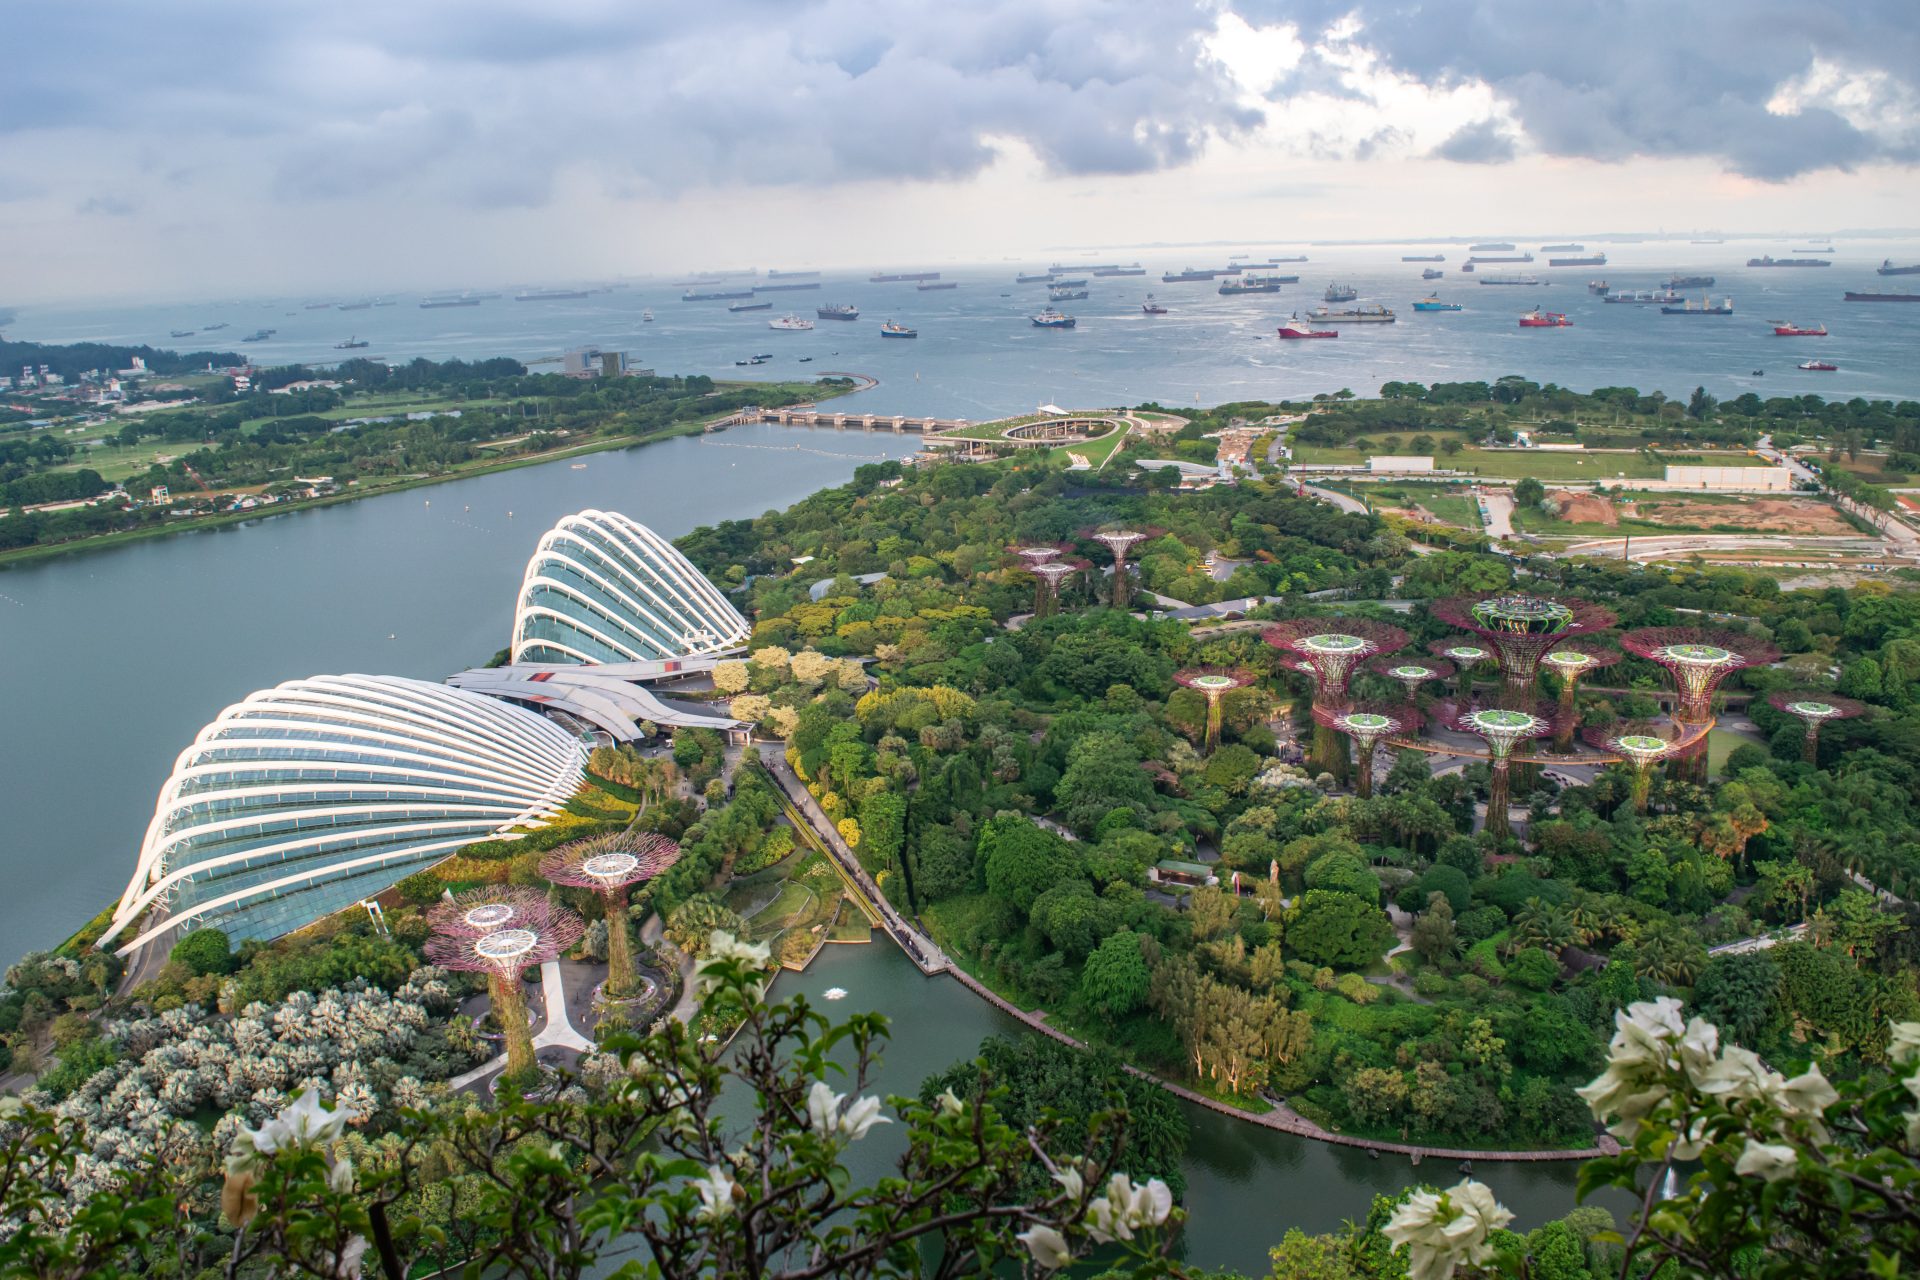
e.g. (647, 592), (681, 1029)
(1014, 546), (1062, 617)
(542, 832), (681, 999)
(1174, 669), (1252, 754)
(1429, 638), (1495, 701)
(1537, 639), (1622, 753)
(1031, 561), (1079, 618)
(1091, 530), (1147, 609)
(1264, 619), (1410, 775)
(1428, 595), (1617, 702)
(1584, 722), (1705, 814)
(1619, 628), (1781, 726)
(1437, 700), (1555, 839)
(1313, 702), (1421, 798)
(426, 888), (585, 1078)
(1371, 654), (1454, 702)
(1767, 691), (1868, 764)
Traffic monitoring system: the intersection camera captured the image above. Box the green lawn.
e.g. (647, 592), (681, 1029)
(1053, 424), (1129, 469)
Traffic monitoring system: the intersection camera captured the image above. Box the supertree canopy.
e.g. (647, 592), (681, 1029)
(542, 832), (681, 1000)
(1371, 654), (1454, 701)
(1767, 691), (1868, 764)
(1537, 639), (1622, 752)
(1619, 628), (1780, 725)
(1174, 669), (1252, 754)
(1312, 702), (1420, 798)
(1014, 546), (1061, 567)
(1437, 700), (1556, 839)
(426, 889), (585, 1079)
(1265, 619), (1409, 776)
(1030, 562), (1078, 618)
(1091, 530), (1147, 609)
(1584, 722), (1705, 813)
(1429, 595), (1617, 699)
(1428, 638), (1495, 700)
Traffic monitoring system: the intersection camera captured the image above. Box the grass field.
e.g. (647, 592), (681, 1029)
(1326, 479), (1483, 527)
(1293, 440), (1769, 483)
(1054, 424), (1130, 469)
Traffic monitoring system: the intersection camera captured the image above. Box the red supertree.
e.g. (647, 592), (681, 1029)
(1436, 700), (1556, 839)
(1428, 595), (1617, 701)
(1013, 546), (1064, 617)
(426, 889), (585, 1078)
(1428, 637), (1495, 701)
(1619, 628), (1780, 726)
(542, 832), (681, 999)
(1370, 653), (1454, 702)
(1174, 668), (1253, 754)
(1312, 702), (1421, 798)
(1767, 691), (1868, 765)
(1537, 639), (1622, 753)
(1584, 721), (1709, 814)
(1090, 529), (1148, 609)
(1030, 561), (1079, 618)
(1264, 619), (1409, 775)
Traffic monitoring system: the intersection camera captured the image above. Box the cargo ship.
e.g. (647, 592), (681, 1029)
(1217, 264), (1245, 274)
(1541, 243), (1583, 252)
(1277, 315), (1336, 338)
(753, 282), (821, 292)
(767, 269), (819, 280)
(1478, 274), (1541, 286)
(1141, 295), (1168, 315)
(1219, 278), (1283, 295)
(1589, 280), (1610, 294)
(1667, 274), (1715, 289)
(816, 303), (860, 320)
(1162, 268), (1216, 282)
(1051, 277), (1088, 287)
(729, 300), (772, 312)
(1469, 253), (1534, 264)
(1470, 242), (1515, 251)
(1844, 291), (1920, 302)
(1015, 273), (1056, 283)
(1324, 282), (1358, 302)
(515, 289), (592, 301)
(1773, 322), (1827, 336)
(1549, 254), (1607, 267)
(1031, 309), (1076, 329)
(1093, 265), (1146, 276)
(421, 297), (482, 308)
(768, 314), (815, 330)
(1660, 296), (1734, 315)
(334, 336), (369, 349)
(1605, 289), (1684, 305)
(1048, 286), (1089, 301)
(241, 328), (275, 342)
(1421, 268), (1445, 281)
(1748, 256), (1828, 267)
(1460, 263), (1475, 273)
(1518, 308), (1572, 328)
(1268, 255), (1309, 263)
(880, 320), (916, 338)
(169, 329), (197, 338)
(203, 322), (229, 331)
(1412, 296), (1461, 312)
(918, 281), (959, 291)
(1798, 360), (1837, 371)
(303, 301), (334, 310)
(682, 287), (755, 301)
(869, 271), (940, 283)
(1311, 304), (1396, 323)
(1877, 259), (1920, 276)
(337, 300), (373, 311)
(1051, 263), (1120, 273)
(1403, 254), (1445, 262)
(1796, 247), (1835, 255)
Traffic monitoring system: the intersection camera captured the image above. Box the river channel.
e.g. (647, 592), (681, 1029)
(0, 424), (1586, 1269)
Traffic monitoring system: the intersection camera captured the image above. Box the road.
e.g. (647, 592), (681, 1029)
(1479, 490), (1514, 539)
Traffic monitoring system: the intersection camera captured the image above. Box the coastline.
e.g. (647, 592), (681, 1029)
(0, 377), (871, 569)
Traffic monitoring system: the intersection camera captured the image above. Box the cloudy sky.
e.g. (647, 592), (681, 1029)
(4, 0), (1917, 301)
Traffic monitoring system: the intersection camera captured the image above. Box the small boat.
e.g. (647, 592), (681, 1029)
(1799, 360), (1838, 371)
(570, 462), (587, 469)
(1412, 296), (1461, 312)
(798, 356), (812, 362)
(333, 336), (369, 349)
(642, 309), (654, 322)
(880, 320), (916, 338)
(1752, 369), (1765, 376)
(1142, 295), (1168, 315)
(1277, 314), (1336, 339)
(1518, 308), (1572, 327)
(1772, 322), (1828, 336)
(769, 314), (815, 330)
(1031, 309), (1077, 328)
(823, 987), (848, 1001)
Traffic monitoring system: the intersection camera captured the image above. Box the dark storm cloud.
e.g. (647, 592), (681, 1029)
(1259, 0), (1919, 179)
(1432, 120), (1515, 165)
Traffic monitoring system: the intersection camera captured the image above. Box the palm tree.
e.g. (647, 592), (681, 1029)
(1633, 922), (1706, 986)
(1510, 898), (1576, 955)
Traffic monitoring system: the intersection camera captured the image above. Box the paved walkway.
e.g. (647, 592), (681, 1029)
(446, 960), (595, 1089)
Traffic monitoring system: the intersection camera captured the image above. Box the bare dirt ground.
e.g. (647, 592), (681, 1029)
(1630, 497), (1853, 535)
(1550, 491), (1618, 525)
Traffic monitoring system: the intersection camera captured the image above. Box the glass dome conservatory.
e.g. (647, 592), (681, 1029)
(509, 509), (749, 664)
(103, 674), (584, 956)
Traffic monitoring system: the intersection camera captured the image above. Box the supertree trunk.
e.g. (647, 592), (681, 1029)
(489, 971), (536, 1078)
(1458, 667), (1476, 702)
(1802, 724), (1820, 765)
(603, 893), (636, 998)
(1630, 766), (1652, 814)
(1554, 679), (1579, 753)
(1356, 741), (1378, 799)
(1312, 721), (1349, 781)
(1204, 695), (1224, 755)
(1486, 759), (1512, 839)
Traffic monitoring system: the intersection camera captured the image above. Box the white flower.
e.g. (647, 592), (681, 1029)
(1733, 1139), (1799, 1183)
(1609, 998), (1687, 1070)
(1777, 1065), (1839, 1120)
(1675, 1017), (1721, 1083)
(321, 1234), (368, 1280)
(692, 1164), (737, 1221)
(1016, 1224), (1073, 1271)
(228, 1089), (352, 1173)
(937, 1088), (965, 1118)
(803, 1081), (890, 1141)
(805, 1081), (840, 1134)
(1890, 1021), (1920, 1067)
(1383, 1180), (1513, 1280)
(1051, 1165), (1084, 1203)
(1573, 1066), (1669, 1142)
(839, 1093), (890, 1141)
(1083, 1173), (1173, 1244)
(1694, 1045), (1781, 1104)
(327, 1154), (355, 1193)
(692, 931), (774, 1000)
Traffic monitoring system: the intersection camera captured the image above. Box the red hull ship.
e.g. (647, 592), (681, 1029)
(1773, 322), (1828, 336)
(1278, 315), (1336, 338)
(1518, 308), (1572, 327)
